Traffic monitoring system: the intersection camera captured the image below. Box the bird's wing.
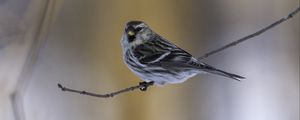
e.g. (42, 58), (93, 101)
(132, 34), (201, 68)
(133, 42), (197, 68)
(133, 42), (170, 64)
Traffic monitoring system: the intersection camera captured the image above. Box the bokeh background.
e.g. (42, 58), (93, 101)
(0, 0), (299, 120)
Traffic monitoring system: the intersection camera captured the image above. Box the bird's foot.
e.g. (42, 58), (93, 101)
(139, 81), (154, 91)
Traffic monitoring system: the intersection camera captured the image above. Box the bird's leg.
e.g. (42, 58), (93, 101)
(139, 81), (154, 91)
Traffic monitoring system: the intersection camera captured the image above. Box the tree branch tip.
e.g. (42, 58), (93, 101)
(57, 83), (66, 91)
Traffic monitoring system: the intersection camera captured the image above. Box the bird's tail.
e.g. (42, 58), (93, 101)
(202, 65), (245, 81)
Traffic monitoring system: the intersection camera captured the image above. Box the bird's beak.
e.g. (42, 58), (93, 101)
(127, 30), (135, 36)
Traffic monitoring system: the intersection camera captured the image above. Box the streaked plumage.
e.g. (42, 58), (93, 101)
(121, 20), (245, 85)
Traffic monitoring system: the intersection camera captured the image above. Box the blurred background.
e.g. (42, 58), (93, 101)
(0, 0), (299, 120)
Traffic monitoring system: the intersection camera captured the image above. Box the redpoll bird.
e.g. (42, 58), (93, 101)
(121, 21), (244, 86)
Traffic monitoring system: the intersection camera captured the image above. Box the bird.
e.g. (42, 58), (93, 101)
(121, 20), (245, 87)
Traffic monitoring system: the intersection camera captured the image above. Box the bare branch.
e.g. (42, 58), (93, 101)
(57, 81), (154, 98)
(197, 6), (300, 60)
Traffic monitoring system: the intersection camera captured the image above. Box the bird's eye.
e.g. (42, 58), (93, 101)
(136, 27), (143, 32)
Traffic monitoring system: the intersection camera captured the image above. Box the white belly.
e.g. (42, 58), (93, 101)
(131, 67), (200, 85)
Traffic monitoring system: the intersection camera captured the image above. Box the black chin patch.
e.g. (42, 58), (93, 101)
(128, 35), (135, 42)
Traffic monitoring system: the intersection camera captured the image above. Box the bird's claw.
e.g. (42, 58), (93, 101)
(139, 81), (154, 91)
(139, 82), (148, 91)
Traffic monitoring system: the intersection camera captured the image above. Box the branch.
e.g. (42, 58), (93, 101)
(197, 6), (300, 60)
(57, 81), (154, 98)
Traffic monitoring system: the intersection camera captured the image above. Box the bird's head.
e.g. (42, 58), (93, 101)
(121, 21), (152, 49)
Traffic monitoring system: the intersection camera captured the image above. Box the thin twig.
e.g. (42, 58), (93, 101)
(58, 6), (299, 98)
(197, 6), (300, 60)
(57, 81), (154, 98)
